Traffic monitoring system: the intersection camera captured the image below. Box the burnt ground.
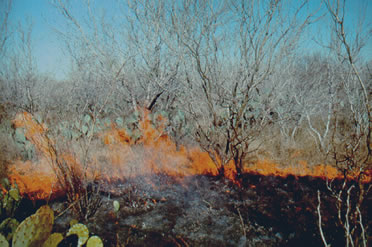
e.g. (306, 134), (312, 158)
(15, 173), (372, 247)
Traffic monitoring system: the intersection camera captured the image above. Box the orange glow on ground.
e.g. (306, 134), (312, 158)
(8, 111), (371, 200)
(244, 160), (340, 179)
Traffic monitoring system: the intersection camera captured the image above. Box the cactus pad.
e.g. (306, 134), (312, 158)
(0, 233), (9, 247)
(67, 223), (89, 247)
(0, 218), (19, 241)
(8, 187), (20, 201)
(42, 233), (63, 247)
(1, 183), (21, 219)
(12, 205), (54, 247)
(87, 236), (103, 247)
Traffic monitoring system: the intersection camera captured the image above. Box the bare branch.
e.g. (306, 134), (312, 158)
(317, 190), (330, 247)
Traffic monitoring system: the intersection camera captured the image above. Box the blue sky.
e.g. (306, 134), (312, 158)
(8, 0), (68, 78)
(7, 0), (372, 80)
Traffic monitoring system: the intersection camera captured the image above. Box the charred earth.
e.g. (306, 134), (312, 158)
(13, 172), (372, 247)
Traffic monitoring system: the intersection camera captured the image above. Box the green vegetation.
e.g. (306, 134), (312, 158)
(12, 205), (54, 247)
(0, 198), (103, 247)
(0, 179), (21, 221)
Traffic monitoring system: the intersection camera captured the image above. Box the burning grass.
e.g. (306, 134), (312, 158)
(3, 111), (371, 246)
(9, 111), (364, 201)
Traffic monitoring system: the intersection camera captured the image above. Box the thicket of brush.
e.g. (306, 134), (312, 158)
(0, 0), (371, 246)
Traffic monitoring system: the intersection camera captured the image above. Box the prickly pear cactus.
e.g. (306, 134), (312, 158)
(8, 187), (20, 201)
(87, 235), (103, 247)
(12, 205), (54, 247)
(42, 232), (63, 247)
(0, 217), (19, 241)
(0, 179), (21, 220)
(67, 223), (89, 247)
(0, 233), (9, 247)
(13, 128), (35, 160)
(1, 190), (20, 218)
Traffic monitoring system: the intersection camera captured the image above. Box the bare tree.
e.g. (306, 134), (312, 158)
(292, 55), (341, 154)
(123, 0), (182, 113)
(50, 0), (128, 116)
(317, 1), (371, 246)
(0, 20), (45, 114)
(165, 0), (317, 177)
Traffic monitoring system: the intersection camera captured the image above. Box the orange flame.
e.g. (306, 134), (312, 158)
(13, 112), (53, 159)
(8, 111), (371, 200)
(9, 159), (59, 200)
(243, 160), (340, 179)
(101, 110), (220, 179)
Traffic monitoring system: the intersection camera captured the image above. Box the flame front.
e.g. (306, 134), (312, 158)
(100, 110), (220, 180)
(8, 111), (370, 200)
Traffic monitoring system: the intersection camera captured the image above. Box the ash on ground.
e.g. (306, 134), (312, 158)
(48, 174), (371, 247)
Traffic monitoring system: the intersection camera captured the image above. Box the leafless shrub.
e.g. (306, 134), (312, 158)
(49, 143), (102, 221)
(316, 1), (371, 246)
(23, 114), (104, 221)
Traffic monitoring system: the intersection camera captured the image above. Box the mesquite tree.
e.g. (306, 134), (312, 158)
(165, 0), (317, 177)
(317, 1), (372, 246)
